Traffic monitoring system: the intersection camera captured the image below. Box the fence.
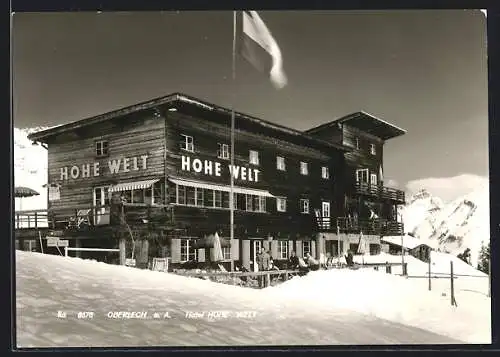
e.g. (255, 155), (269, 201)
(174, 269), (301, 288)
(64, 247), (120, 257)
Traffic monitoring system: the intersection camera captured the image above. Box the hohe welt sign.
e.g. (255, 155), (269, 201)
(181, 155), (260, 182)
(59, 155), (149, 180)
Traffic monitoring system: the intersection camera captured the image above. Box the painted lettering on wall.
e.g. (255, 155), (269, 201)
(59, 155), (149, 180)
(181, 155), (260, 182)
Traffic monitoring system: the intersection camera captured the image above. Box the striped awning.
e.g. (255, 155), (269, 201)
(168, 177), (274, 197)
(109, 179), (160, 193)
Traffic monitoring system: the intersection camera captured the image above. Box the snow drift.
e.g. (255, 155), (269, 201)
(15, 251), (490, 347)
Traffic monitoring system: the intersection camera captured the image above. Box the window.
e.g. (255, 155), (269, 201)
(276, 156), (286, 171)
(370, 143), (376, 155)
(176, 185), (203, 206)
(218, 143), (230, 159)
(300, 162), (308, 175)
(302, 241), (311, 256)
(321, 166), (329, 179)
(205, 189), (214, 207)
(246, 195), (266, 212)
(175, 185), (267, 212)
(222, 247), (231, 260)
(278, 241), (288, 259)
(180, 134), (194, 152)
(214, 191), (222, 208)
(177, 185), (186, 204)
(355, 137), (360, 149)
(95, 140), (109, 157)
(356, 169), (369, 183)
(249, 150), (259, 165)
(180, 239), (197, 262)
(300, 199), (309, 214)
(118, 187), (162, 205)
(370, 173), (378, 186)
(276, 197), (287, 212)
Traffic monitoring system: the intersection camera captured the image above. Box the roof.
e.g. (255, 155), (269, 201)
(27, 93), (352, 153)
(381, 235), (436, 250)
(305, 111), (406, 141)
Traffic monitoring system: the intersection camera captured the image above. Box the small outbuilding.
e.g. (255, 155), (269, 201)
(381, 235), (434, 263)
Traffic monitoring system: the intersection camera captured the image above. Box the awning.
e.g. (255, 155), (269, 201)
(109, 179), (160, 193)
(168, 177), (275, 197)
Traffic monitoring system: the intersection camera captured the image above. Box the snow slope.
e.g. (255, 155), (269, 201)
(403, 185), (490, 268)
(16, 251), (490, 347)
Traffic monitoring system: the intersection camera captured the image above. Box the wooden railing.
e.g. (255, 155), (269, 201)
(15, 203), (174, 231)
(14, 209), (49, 229)
(336, 217), (404, 235)
(355, 182), (405, 203)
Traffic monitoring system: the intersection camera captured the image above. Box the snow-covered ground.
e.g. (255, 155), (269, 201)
(269, 251), (490, 344)
(16, 251), (490, 347)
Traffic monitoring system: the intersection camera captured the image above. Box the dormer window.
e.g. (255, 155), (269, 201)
(217, 143), (230, 159)
(370, 143), (376, 155)
(95, 140), (109, 157)
(321, 166), (329, 179)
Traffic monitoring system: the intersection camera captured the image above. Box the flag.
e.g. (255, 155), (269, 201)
(379, 165), (384, 184)
(241, 11), (287, 89)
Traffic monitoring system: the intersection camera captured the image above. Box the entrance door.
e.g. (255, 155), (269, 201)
(322, 201), (331, 229)
(93, 186), (110, 225)
(251, 240), (263, 272)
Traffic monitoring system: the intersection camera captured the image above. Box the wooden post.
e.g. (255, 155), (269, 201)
(119, 236), (126, 266)
(450, 261), (457, 307)
(64, 246), (68, 257)
(428, 256), (431, 291)
(266, 273), (270, 287)
(34, 212), (38, 228)
(403, 263), (408, 276)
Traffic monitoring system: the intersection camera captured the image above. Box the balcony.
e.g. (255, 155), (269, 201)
(336, 217), (404, 235)
(14, 203), (174, 233)
(355, 182), (405, 203)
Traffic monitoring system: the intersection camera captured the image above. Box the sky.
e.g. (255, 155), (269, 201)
(11, 10), (489, 202)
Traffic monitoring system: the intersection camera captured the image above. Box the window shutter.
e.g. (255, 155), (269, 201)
(271, 240), (278, 259)
(288, 240), (294, 256)
(296, 240), (303, 257)
(198, 248), (206, 263)
(311, 241), (316, 258)
(263, 240), (270, 251)
(171, 239), (181, 263)
(231, 239), (239, 261)
(242, 240), (250, 269)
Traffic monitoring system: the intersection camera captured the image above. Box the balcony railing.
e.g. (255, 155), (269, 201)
(14, 209), (49, 229)
(15, 203), (174, 231)
(355, 182), (405, 203)
(336, 217), (404, 235)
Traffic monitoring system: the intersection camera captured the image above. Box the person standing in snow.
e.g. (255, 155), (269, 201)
(257, 248), (270, 287)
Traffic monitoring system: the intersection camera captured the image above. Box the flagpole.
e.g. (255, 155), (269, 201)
(229, 10), (237, 272)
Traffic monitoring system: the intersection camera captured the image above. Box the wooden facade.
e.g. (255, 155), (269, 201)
(23, 93), (407, 269)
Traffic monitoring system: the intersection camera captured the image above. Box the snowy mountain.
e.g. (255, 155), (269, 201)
(14, 127), (50, 211)
(402, 185), (490, 268)
(401, 189), (444, 234)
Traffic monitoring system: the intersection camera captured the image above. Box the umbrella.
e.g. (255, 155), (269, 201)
(15, 186), (40, 198)
(211, 232), (224, 262)
(15, 186), (40, 211)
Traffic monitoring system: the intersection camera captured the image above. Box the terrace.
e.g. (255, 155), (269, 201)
(355, 182), (405, 204)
